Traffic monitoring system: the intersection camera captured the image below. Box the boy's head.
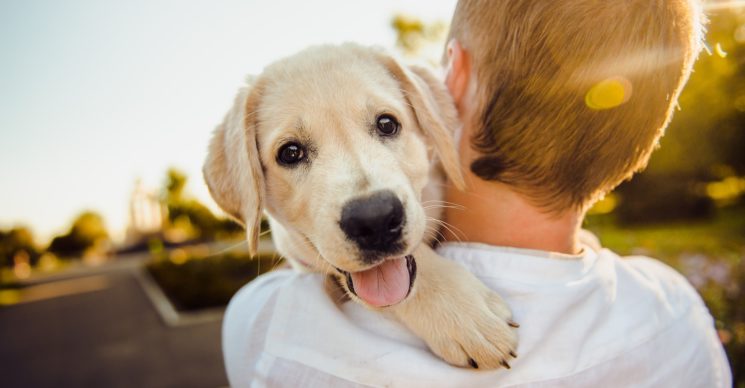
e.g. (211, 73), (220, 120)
(445, 0), (704, 212)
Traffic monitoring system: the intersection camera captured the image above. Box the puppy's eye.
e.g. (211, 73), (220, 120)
(376, 114), (400, 136)
(277, 142), (305, 166)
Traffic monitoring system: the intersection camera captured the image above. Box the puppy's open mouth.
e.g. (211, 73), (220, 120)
(339, 255), (416, 307)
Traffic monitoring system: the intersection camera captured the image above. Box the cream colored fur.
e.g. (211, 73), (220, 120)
(204, 44), (517, 369)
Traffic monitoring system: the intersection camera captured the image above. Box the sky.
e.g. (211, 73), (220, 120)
(0, 0), (457, 243)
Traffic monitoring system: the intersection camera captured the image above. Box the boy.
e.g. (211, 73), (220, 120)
(222, 0), (732, 386)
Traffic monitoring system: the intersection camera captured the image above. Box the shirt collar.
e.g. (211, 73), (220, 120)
(436, 241), (602, 285)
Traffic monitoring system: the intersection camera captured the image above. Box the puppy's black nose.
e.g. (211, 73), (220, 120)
(340, 190), (405, 252)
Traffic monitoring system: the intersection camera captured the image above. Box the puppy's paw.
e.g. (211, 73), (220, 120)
(391, 246), (518, 370)
(426, 287), (518, 369)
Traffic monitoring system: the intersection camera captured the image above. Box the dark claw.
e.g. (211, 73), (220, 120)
(501, 360), (511, 369)
(468, 358), (478, 369)
(509, 351), (518, 358)
(508, 320), (520, 328)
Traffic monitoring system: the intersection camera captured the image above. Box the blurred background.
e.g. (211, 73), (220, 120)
(1, 0), (744, 387)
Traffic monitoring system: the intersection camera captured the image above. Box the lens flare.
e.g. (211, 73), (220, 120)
(585, 77), (632, 110)
(715, 43), (728, 58)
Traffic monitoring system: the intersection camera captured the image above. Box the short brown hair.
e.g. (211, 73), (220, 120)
(447, 0), (704, 211)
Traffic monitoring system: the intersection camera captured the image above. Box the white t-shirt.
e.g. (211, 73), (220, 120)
(222, 239), (732, 387)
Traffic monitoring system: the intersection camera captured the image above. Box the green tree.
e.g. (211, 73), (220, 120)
(0, 227), (39, 268)
(162, 168), (241, 241)
(391, 14), (448, 61)
(48, 211), (109, 259)
(165, 168), (187, 204)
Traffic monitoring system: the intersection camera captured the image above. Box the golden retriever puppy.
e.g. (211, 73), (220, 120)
(203, 44), (517, 369)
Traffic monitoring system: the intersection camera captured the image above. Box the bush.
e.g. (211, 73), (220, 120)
(614, 173), (714, 225)
(146, 251), (282, 311)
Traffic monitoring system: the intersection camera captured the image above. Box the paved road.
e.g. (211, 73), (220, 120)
(0, 269), (228, 388)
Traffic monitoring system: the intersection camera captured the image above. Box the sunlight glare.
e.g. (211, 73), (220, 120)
(704, 0), (745, 11)
(585, 77), (632, 110)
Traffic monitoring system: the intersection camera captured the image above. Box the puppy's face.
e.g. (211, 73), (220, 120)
(258, 48), (430, 274)
(204, 45), (462, 307)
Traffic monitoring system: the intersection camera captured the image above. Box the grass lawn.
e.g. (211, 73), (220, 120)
(585, 205), (745, 265)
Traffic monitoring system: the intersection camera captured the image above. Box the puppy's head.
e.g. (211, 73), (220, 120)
(204, 44), (463, 307)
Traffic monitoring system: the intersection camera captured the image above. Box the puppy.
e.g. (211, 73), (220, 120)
(204, 44), (517, 369)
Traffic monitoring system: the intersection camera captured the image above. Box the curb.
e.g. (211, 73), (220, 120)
(133, 267), (225, 327)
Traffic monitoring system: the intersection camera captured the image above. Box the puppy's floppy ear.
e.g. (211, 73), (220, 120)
(203, 78), (265, 256)
(376, 54), (465, 190)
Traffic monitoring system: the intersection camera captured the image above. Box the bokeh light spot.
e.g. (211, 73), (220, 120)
(715, 42), (728, 58)
(585, 77), (632, 110)
(735, 24), (745, 43)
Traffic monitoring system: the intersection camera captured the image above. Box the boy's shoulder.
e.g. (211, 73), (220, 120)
(609, 250), (708, 314)
(580, 229), (706, 314)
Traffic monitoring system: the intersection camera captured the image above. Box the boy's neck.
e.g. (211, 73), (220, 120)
(442, 170), (584, 255)
(441, 75), (584, 255)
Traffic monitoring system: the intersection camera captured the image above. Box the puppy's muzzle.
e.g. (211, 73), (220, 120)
(339, 190), (405, 255)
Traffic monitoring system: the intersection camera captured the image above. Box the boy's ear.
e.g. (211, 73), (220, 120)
(444, 39), (471, 115)
(374, 52), (466, 191)
(203, 78), (265, 256)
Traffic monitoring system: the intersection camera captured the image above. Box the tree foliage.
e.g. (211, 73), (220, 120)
(0, 227), (39, 268)
(391, 14), (448, 62)
(162, 168), (241, 241)
(48, 211), (109, 259)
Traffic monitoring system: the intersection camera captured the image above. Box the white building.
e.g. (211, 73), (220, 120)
(125, 179), (165, 244)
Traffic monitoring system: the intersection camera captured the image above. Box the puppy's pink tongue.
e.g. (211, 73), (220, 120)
(350, 257), (409, 307)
